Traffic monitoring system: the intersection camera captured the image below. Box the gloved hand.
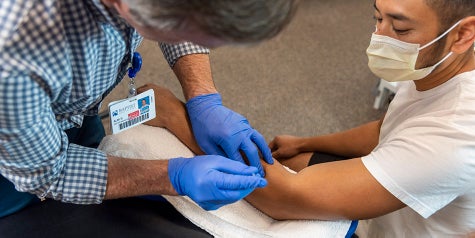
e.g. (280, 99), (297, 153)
(168, 155), (267, 210)
(186, 93), (273, 176)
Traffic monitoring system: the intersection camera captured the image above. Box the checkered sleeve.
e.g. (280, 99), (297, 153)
(159, 42), (210, 68)
(0, 73), (108, 204)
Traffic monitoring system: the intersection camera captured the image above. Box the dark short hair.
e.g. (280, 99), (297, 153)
(425, 0), (475, 32)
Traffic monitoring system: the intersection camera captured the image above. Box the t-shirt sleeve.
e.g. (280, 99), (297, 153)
(361, 118), (475, 218)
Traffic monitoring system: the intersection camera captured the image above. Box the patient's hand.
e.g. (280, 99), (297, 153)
(269, 135), (303, 160)
(137, 84), (204, 155)
(269, 135), (312, 172)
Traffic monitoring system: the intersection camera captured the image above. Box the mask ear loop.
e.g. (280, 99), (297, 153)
(419, 20), (463, 50)
(431, 51), (454, 69)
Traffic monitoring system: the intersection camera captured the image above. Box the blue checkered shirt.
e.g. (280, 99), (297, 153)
(0, 0), (209, 204)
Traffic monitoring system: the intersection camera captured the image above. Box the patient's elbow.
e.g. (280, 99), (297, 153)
(250, 201), (296, 221)
(265, 208), (300, 221)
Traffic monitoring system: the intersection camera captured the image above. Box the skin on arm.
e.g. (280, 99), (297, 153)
(273, 151), (313, 172)
(137, 84), (204, 154)
(143, 85), (405, 221)
(105, 157), (178, 199)
(172, 54), (217, 101)
(245, 158), (406, 221)
(270, 119), (383, 159)
(269, 118), (383, 171)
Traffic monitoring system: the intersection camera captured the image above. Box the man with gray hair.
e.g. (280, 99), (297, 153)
(0, 0), (296, 234)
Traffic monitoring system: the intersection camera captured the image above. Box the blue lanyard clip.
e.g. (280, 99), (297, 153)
(128, 52), (142, 78)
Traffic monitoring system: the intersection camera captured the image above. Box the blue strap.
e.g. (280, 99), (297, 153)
(345, 220), (359, 238)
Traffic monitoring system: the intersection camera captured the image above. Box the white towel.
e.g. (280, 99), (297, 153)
(98, 125), (352, 238)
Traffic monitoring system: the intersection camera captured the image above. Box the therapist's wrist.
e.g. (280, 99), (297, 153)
(172, 54), (218, 100)
(185, 88), (219, 101)
(167, 157), (189, 196)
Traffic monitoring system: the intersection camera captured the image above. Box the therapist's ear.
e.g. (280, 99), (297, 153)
(102, 0), (129, 17)
(101, 0), (119, 8)
(112, 0), (129, 16)
(450, 16), (475, 54)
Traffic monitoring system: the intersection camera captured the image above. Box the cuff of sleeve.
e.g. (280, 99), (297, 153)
(60, 144), (108, 204)
(159, 42), (210, 68)
(361, 154), (436, 218)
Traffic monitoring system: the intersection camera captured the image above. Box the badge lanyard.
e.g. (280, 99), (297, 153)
(108, 51), (156, 134)
(127, 52), (142, 97)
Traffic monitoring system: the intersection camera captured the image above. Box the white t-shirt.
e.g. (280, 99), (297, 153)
(361, 70), (475, 237)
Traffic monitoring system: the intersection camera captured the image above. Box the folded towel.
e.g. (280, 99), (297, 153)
(98, 125), (352, 238)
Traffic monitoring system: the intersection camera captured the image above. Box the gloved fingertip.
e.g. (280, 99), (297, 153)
(266, 156), (275, 165)
(250, 172), (261, 180)
(259, 169), (265, 178)
(261, 148), (274, 164)
(244, 166), (259, 175)
(258, 179), (268, 187)
(251, 165), (264, 177)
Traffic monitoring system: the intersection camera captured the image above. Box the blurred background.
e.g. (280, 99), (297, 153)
(101, 0), (385, 141)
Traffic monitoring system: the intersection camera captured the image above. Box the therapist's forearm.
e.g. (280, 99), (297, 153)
(173, 54), (217, 100)
(298, 120), (381, 158)
(104, 156), (178, 200)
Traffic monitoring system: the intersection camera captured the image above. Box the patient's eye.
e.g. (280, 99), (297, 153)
(373, 15), (383, 23)
(394, 29), (409, 34)
(393, 27), (410, 35)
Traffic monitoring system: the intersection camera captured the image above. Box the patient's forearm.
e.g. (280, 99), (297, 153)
(164, 108), (204, 155)
(299, 120), (381, 158)
(138, 84), (204, 155)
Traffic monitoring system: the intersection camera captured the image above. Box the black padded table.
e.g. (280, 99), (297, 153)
(0, 197), (212, 238)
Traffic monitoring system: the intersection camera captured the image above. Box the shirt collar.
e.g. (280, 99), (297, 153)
(85, 0), (128, 26)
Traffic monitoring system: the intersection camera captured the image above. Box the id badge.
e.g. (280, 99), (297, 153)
(109, 89), (156, 134)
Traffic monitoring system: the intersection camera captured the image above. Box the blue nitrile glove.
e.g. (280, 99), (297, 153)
(168, 155), (267, 210)
(186, 93), (273, 176)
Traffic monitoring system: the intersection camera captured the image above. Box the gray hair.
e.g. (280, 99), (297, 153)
(120, 0), (297, 43)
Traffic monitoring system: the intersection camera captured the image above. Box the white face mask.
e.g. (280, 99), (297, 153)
(366, 20), (462, 82)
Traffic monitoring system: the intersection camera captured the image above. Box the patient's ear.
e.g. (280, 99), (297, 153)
(451, 16), (475, 54)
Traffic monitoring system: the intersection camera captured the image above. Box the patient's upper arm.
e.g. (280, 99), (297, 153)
(246, 158), (405, 220)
